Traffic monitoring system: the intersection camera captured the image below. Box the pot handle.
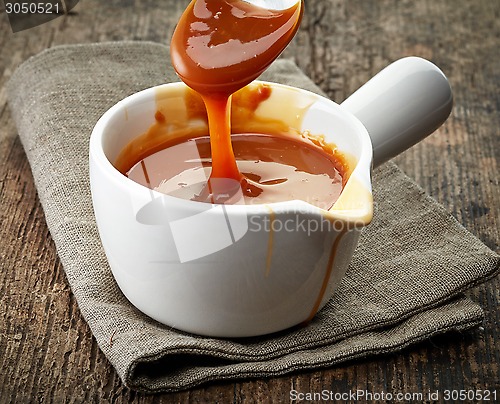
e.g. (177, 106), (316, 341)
(340, 57), (453, 168)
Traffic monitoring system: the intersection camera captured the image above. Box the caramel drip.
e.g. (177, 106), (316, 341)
(203, 94), (240, 181)
(139, 160), (152, 189)
(265, 205), (275, 277)
(304, 228), (348, 324)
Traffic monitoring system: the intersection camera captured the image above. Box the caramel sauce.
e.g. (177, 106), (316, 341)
(303, 228), (347, 324)
(171, 0), (303, 95)
(170, 0), (304, 196)
(115, 85), (350, 210)
(125, 132), (344, 209)
(116, 0), (353, 210)
(265, 205), (275, 277)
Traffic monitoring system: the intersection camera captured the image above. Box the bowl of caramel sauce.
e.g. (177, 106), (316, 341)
(90, 57), (452, 337)
(90, 79), (376, 337)
(90, 0), (452, 337)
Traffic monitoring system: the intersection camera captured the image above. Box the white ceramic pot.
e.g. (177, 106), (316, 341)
(90, 57), (452, 337)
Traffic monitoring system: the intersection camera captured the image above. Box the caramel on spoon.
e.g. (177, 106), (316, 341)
(171, 0), (303, 191)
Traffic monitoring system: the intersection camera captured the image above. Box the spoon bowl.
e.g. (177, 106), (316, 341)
(170, 0), (304, 94)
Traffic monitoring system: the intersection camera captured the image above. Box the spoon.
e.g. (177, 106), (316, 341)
(241, 0), (301, 10)
(170, 0), (304, 189)
(171, 0), (304, 94)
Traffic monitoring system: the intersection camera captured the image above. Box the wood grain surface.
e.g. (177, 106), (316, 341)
(1, 0), (498, 402)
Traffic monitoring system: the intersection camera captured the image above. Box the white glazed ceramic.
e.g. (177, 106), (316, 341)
(90, 57), (452, 337)
(243, 0), (300, 10)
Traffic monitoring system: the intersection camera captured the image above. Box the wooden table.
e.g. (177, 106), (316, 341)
(1, 0), (498, 401)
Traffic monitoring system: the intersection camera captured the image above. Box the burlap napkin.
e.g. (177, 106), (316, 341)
(7, 42), (499, 393)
